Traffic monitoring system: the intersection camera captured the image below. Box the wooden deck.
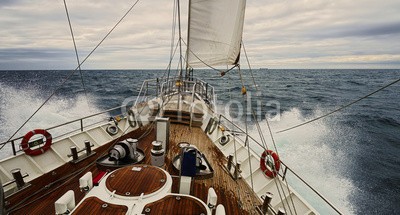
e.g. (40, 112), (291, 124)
(141, 195), (207, 215)
(6, 123), (261, 214)
(5, 126), (151, 215)
(165, 124), (261, 215)
(72, 197), (128, 215)
(105, 165), (166, 197)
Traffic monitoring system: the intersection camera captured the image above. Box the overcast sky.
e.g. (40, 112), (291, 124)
(1, 0), (399, 70)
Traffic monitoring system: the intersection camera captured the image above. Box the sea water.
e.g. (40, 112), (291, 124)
(0, 69), (399, 214)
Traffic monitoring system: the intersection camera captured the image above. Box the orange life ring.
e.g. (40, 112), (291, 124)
(21, 129), (52, 156)
(260, 150), (280, 178)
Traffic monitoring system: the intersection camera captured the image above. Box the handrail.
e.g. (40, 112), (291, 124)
(157, 77), (215, 106)
(1, 77), (217, 157)
(0, 104), (126, 155)
(217, 113), (343, 214)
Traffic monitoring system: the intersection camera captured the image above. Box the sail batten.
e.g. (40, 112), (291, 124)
(186, 0), (246, 68)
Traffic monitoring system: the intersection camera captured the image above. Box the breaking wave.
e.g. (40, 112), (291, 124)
(0, 83), (103, 158)
(221, 106), (356, 214)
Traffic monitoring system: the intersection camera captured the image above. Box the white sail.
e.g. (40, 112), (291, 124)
(186, 0), (246, 68)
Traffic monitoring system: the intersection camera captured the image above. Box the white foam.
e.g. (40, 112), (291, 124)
(219, 105), (356, 214)
(0, 83), (104, 158)
(266, 108), (355, 214)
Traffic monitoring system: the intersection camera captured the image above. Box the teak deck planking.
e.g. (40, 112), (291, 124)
(105, 165), (167, 197)
(141, 195), (207, 215)
(166, 124), (261, 215)
(72, 197), (128, 215)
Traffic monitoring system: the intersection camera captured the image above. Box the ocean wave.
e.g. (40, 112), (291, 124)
(0, 83), (103, 158)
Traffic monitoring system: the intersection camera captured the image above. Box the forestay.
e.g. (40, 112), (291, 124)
(186, 0), (246, 68)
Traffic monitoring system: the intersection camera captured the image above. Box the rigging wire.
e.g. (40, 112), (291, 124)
(235, 67), (285, 213)
(255, 107), (297, 214)
(164, 40), (180, 77)
(247, 103), (293, 214)
(241, 74), (256, 194)
(236, 67), (292, 213)
(227, 67), (233, 101)
(242, 41), (259, 91)
(236, 54), (296, 213)
(163, 0), (178, 80)
(220, 66), (257, 212)
(76, 0), (141, 69)
(276, 77), (400, 134)
(62, 0), (90, 111)
(232, 66), (245, 208)
(5, 0), (142, 143)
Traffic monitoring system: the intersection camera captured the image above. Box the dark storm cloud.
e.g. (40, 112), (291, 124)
(0, 48), (72, 61)
(0, 48), (75, 70)
(357, 22), (400, 37)
(0, 0), (20, 8)
(310, 22), (400, 39)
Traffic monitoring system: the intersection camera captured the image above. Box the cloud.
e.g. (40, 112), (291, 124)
(305, 22), (400, 40)
(0, 0), (22, 8)
(242, 0), (400, 69)
(0, 0), (399, 70)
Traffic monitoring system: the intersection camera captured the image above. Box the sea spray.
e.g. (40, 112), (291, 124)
(220, 105), (356, 214)
(0, 83), (103, 158)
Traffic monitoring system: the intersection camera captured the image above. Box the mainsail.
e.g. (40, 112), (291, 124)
(186, 0), (246, 68)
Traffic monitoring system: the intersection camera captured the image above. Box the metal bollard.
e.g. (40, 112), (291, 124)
(84, 141), (91, 155)
(70, 146), (78, 161)
(262, 192), (273, 214)
(11, 169), (25, 189)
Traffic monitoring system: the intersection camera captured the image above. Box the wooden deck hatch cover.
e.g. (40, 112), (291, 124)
(105, 165), (167, 197)
(141, 195), (208, 215)
(72, 196), (128, 214)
